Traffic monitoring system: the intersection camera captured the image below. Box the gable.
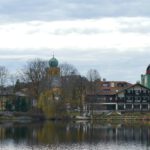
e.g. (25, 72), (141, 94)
(117, 83), (150, 95)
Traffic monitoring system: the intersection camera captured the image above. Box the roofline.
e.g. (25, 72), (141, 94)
(117, 83), (150, 94)
(99, 81), (133, 84)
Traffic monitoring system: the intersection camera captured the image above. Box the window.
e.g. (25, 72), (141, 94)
(111, 82), (115, 87)
(135, 90), (139, 95)
(102, 83), (109, 87)
(129, 90), (132, 94)
(117, 83), (127, 87)
(103, 89), (110, 92)
(110, 97), (112, 101)
(126, 104), (132, 109)
(127, 97), (132, 100)
(134, 104), (140, 109)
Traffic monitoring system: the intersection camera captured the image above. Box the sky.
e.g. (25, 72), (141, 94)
(0, 0), (150, 83)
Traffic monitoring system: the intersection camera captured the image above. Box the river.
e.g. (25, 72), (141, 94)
(0, 121), (149, 150)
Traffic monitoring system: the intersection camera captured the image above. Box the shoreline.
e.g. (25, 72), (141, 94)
(1, 111), (150, 122)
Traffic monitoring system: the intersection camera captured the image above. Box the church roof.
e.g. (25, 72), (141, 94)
(49, 56), (58, 68)
(146, 64), (150, 74)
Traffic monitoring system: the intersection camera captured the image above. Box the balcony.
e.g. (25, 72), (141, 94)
(134, 100), (141, 103)
(126, 100), (133, 103)
(117, 98), (125, 103)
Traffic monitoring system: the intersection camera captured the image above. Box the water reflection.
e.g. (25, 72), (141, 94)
(0, 121), (149, 149)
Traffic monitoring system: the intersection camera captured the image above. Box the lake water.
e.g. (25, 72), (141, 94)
(0, 121), (149, 150)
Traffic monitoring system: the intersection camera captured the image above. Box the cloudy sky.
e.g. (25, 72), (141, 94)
(0, 0), (150, 83)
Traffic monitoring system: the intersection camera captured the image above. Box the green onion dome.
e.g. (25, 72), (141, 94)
(49, 56), (58, 67)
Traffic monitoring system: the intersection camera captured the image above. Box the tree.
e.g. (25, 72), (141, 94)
(9, 73), (18, 87)
(60, 63), (78, 76)
(87, 69), (101, 82)
(20, 97), (30, 112)
(60, 63), (79, 104)
(14, 79), (21, 92)
(15, 96), (21, 111)
(0, 66), (8, 88)
(60, 63), (88, 111)
(21, 59), (48, 100)
(70, 75), (88, 111)
(86, 69), (101, 94)
(14, 96), (30, 112)
(37, 90), (65, 119)
(5, 100), (13, 111)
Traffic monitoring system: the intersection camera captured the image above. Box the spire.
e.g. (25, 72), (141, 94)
(53, 51), (54, 58)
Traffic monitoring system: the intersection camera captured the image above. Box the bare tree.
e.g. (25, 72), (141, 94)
(87, 69), (101, 94)
(0, 66), (8, 87)
(21, 59), (48, 100)
(59, 63), (79, 106)
(60, 63), (78, 76)
(87, 69), (101, 82)
(59, 63), (88, 111)
(9, 73), (18, 87)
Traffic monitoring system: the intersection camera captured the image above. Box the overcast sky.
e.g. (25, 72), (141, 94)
(0, 0), (150, 83)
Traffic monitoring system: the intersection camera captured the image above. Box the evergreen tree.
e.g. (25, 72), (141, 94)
(15, 96), (21, 111)
(5, 100), (13, 111)
(14, 96), (31, 112)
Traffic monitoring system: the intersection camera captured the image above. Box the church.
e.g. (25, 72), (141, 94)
(85, 65), (150, 113)
(141, 64), (150, 89)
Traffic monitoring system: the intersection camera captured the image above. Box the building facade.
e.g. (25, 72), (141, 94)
(85, 81), (132, 112)
(117, 84), (150, 111)
(85, 83), (150, 113)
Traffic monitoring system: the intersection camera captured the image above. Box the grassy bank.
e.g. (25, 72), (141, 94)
(1, 111), (150, 122)
(92, 112), (150, 121)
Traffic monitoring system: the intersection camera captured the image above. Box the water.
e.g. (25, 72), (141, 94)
(0, 121), (149, 150)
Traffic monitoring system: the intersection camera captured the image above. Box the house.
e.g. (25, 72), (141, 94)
(0, 87), (14, 111)
(85, 81), (132, 112)
(0, 86), (31, 111)
(117, 83), (150, 111)
(85, 82), (150, 113)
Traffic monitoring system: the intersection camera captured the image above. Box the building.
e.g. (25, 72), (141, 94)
(0, 86), (30, 111)
(141, 64), (150, 89)
(85, 81), (132, 112)
(0, 86), (14, 111)
(117, 83), (150, 111)
(48, 55), (61, 100)
(98, 81), (132, 98)
(85, 82), (150, 113)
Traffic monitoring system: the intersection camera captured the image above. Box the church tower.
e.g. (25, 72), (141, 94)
(141, 64), (150, 89)
(48, 55), (61, 100)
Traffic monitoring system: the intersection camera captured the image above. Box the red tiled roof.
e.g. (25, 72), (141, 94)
(98, 81), (132, 95)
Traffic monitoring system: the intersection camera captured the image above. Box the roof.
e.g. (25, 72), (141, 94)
(49, 56), (58, 68)
(146, 64), (150, 74)
(98, 81), (132, 96)
(117, 83), (150, 94)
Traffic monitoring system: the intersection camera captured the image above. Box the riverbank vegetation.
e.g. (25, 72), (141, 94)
(0, 58), (101, 119)
(1, 58), (150, 121)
